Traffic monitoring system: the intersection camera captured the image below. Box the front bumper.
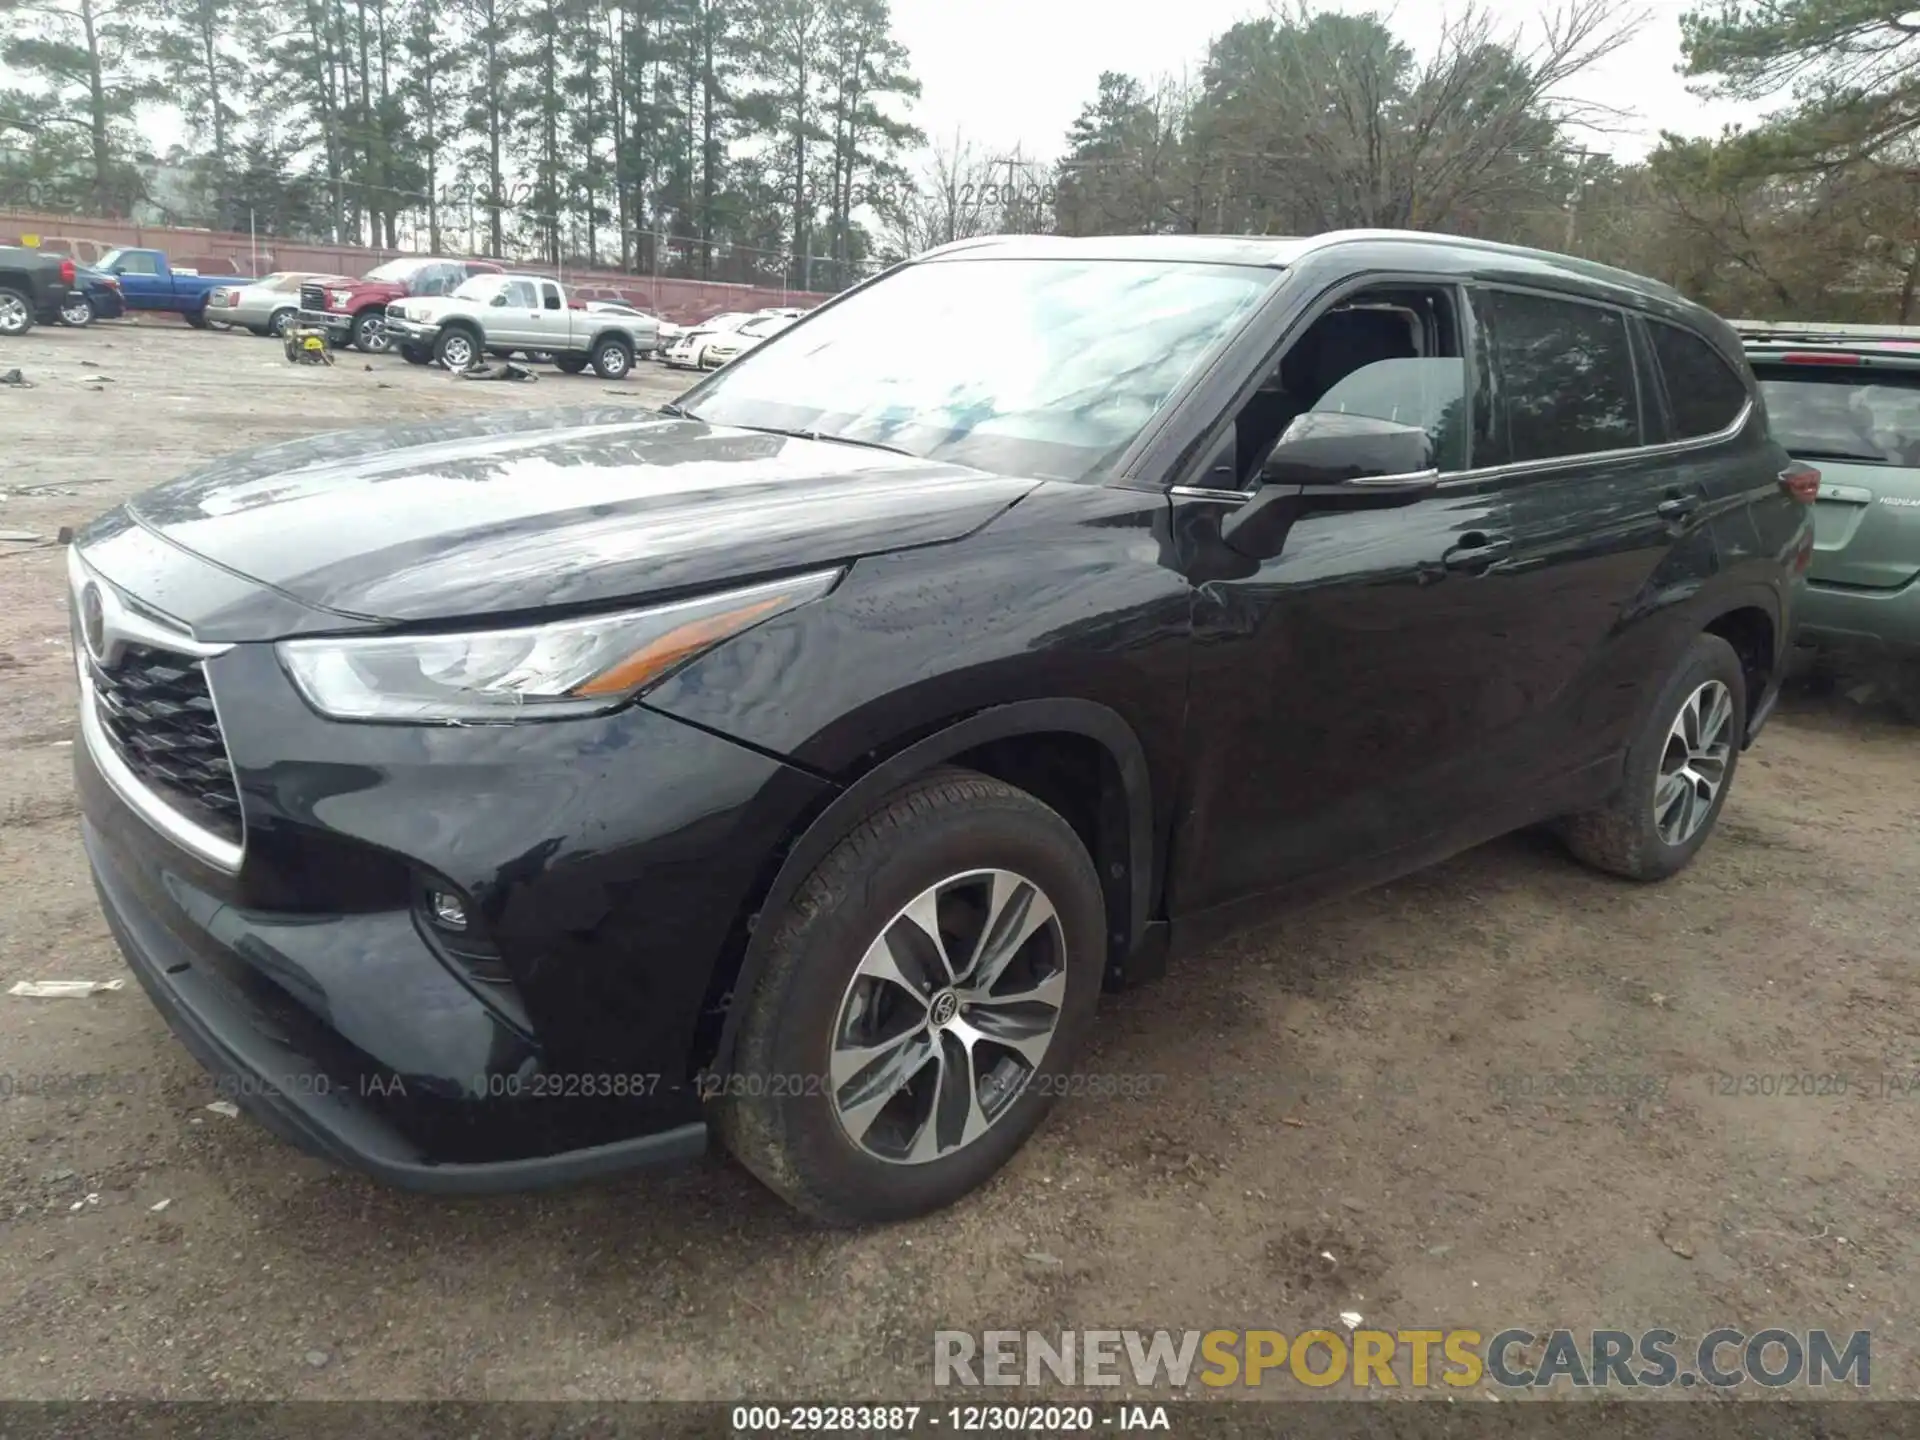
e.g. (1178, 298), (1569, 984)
(296, 309), (354, 343)
(383, 314), (441, 348)
(71, 538), (834, 1190)
(1797, 575), (1920, 652)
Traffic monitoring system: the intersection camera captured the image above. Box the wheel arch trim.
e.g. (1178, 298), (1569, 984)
(705, 698), (1154, 1075)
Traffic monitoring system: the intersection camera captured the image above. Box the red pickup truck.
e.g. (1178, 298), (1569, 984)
(297, 256), (504, 353)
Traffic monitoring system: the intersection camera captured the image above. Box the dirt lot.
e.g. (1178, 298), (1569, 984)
(1, 322), (1918, 1404)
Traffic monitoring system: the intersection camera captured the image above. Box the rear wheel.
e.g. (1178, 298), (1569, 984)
(183, 306), (209, 329)
(716, 769), (1105, 1225)
(352, 309), (389, 353)
(59, 293), (94, 327)
(590, 335), (633, 380)
(1559, 633), (1746, 881)
(0, 286), (33, 336)
(434, 327), (479, 372)
(554, 354), (588, 375)
(268, 307), (296, 338)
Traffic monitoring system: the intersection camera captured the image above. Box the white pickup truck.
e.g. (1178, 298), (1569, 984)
(383, 273), (659, 379)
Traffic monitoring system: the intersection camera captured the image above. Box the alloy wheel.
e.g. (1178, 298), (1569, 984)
(441, 333), (474, 370)
(829, 868), (1067, 1166)
(1653, 679), (1734, 846)
(0, 292), (27, 335)
(61, 296), (92, 326)
(358, 316), (388, 352)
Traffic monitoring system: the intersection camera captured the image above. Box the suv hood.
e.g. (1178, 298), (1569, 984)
(117, 406), (1038, 625)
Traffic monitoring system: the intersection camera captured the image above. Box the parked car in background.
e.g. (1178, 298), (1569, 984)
(1737, 320), (1920, 658)
(663, 310), (758, 369)
(59, 263), (124, 327)
(701, 312), (795, 367)
(94, 248), (252, 328)
(67, 231), (1807, 1224)
(208, 273), (331, 337)
(383, 273), (647, 378)
(0, 245), (78, 336)
(582, 300), (673, 357)
(298, 257), (503, 354)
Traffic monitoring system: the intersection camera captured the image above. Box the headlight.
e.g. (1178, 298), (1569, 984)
(278, 570), (839, 723)
(330, 289), (353, 308)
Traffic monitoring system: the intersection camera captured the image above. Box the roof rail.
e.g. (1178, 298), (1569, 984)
(1731, 319), (1920, 344)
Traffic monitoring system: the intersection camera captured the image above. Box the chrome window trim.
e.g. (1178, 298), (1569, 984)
(1436, 398), (1754, 490)
(68, 546), (245, 874)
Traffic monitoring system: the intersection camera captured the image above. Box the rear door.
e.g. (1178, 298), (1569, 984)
(1750, 355), (1920, 592)
(1467, 286), (1719, 782)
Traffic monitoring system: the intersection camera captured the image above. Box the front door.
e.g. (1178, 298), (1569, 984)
(1169, 280), (1526, 923)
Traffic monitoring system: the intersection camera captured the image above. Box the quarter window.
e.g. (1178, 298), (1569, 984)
(1650, 321), (1748, 438)
(1485, 290), (1641, 462)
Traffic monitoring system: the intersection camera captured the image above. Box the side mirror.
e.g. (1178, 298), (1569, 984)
(490, 293), (509, 307)
(1222, 413), (1440, 560)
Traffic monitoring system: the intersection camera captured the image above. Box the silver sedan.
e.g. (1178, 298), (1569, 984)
(206, 273), (336, 337)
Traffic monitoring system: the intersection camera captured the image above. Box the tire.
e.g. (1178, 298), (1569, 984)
(0, 285), (33, 336)
(590, 335), (633, 380)
(183, 307), (208, 329)
(399, 343), (430, 365)
(59, 294), (94, 327)
(268, 307), (296, 338)
(351, 309), (389, 353)
(434, 326), (479, 372)
(1559, 633), (1746, 882)
(716, 768), (1106, 1225)
(554, 354), (588, 375)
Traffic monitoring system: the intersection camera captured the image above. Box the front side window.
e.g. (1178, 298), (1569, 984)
(103, 249), (158, 275)
(1651, 321), (1749, 438)
(1484, 290), (1641, 462)
(683, 258), (1275, 482)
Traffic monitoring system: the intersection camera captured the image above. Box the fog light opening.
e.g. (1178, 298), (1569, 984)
(428, 891), (469, 931)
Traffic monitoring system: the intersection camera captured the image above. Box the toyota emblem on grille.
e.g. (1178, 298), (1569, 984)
(80, 582), (106, 661)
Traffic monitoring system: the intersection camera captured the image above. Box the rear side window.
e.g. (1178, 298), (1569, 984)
(1484, 290), (1641, 462)
(1651, 322), (1748, 438)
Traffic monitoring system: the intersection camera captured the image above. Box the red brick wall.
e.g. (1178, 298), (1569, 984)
(0, 210), (836, 324)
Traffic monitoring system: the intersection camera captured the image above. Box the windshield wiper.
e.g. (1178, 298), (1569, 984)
(1789, 447), (1885, 463)
(658, 401), (693, 419)
(729, 423), (916, 457)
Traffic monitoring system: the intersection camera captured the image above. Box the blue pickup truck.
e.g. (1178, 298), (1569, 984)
(96, 247), (254, 327)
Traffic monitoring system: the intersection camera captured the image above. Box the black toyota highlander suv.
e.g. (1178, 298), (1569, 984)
(69, 232), (1812, 1223)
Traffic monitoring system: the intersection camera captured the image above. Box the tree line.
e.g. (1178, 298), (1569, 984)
(0, 0), (921, 288)
(3, 0), (1917, 319)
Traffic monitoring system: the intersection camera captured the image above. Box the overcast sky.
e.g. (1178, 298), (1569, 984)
(891, 0), (1768, 167)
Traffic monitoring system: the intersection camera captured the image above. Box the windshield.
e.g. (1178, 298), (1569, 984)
(681, 257), (1274, 482)
(363, 258), (425, 283)
(1757, 367), (1920, 465)
(453, 276), (501, 301)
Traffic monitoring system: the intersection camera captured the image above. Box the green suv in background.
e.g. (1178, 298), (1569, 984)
(1738, 323), (1920, 658)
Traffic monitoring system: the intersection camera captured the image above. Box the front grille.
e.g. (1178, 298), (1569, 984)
(89, 645), (242, 845)
(299, 283), (326, 312)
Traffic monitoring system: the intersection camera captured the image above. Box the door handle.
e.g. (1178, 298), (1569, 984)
(1443, 533), (1513, 573)
(1657, 491), (1701, 521)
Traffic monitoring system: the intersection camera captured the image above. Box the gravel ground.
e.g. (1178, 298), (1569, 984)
(1, 322), (1918, 1403)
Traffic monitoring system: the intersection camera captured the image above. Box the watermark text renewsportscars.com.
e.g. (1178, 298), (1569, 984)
(933, 1327), (1871, 1390)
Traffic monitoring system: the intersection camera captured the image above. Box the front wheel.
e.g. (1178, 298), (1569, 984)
(716, 768), (1106, 1225)
(399, 343), (430, 365)
(60, 294), (94, 327)
(1559, 632), (1747, 881)
(589, 336), (633, 380)
(352, 309), (389, 353)
(434, 327), (479, 372)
